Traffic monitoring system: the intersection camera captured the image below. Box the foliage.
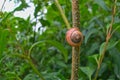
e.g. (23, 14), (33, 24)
(0, 0), (120, 80)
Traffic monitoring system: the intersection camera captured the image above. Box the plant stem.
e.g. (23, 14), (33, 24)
(55, 0), (82, 79)
(71, 0), (81, 80)
(8, 27), (45, 80)
(54, 0), (71, 29)
(93, 41), (108, 80)
(71, 47), (80, 80)
(27, 58), (45, 80)
(93, 0), (117, 80)
(72, 0), (80, 28)
(12, 54), (45, 80)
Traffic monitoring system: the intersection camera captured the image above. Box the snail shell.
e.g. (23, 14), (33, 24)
(66, 27), (83, 46)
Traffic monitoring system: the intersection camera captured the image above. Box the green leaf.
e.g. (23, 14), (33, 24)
(94, 0), (110, 11)
(80, 67), (94, 80)
(56, 60), (67, 67)
(109, 48), (120, 79)
(99, 42), (106, 54)
(13, 0), (29, 12)
(5, 71), (16, 77)
(29, 40), (68, 62)
(0, 29), (9, 58)
(114, 64), (120, 79)
(23, 74), (39, 80)
(112, 25), (120, 33)
(47, 40), (68, 62)
(108, 40), (120, 50)
(88, 54), (99, 65)
(85, 28), (98, 44)
(99, 40), (120, 54)
(46, 4), (59, 23)
(106, 24), (110, 31)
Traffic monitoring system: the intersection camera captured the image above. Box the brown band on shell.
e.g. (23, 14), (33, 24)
(70, 30), (81, 43)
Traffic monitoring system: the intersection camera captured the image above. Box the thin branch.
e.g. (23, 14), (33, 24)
(7, 26), (45, 80)
(27, 58), (45, 80)
(107, 0), (117, 39)
(93, 0), (117, 80)
(12, 53), (45, 80)
(93, 42), (108, 80)
(54, 0), (71, 29)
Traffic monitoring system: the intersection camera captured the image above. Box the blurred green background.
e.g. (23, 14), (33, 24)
(0, 0), (120, 80)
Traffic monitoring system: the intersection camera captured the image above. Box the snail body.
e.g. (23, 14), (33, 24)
(66, 27), (83, 47)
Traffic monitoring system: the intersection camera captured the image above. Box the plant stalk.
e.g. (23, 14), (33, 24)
(71, 47), (80, 80)
(93, 0), (117, 80)
(71, 0), (81, 80)
(54, 0), (71, 29)
(27, 58), (45, 80)
(12, 54), (45, 80)
(54, 0), (81, 79)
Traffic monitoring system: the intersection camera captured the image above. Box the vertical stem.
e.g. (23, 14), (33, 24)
(54, 0), (81, 79)
(71, 0), (81, 80)
(13, 54), (45, 80)
(72, 0), (80, 28)
(54, 0), (71, 29)
(71, 47), (80, 80)
(93, 41), (108, 80)
(28, 58), (45, 80)
(93, 0), (117, 80)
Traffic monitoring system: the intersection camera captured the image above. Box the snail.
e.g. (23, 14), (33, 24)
(66, 27), (83, 47)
